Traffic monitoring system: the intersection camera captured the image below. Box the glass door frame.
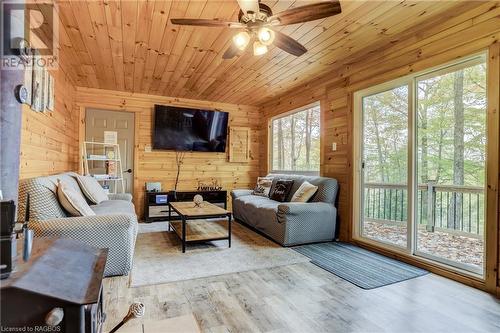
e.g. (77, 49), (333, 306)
(353, 52), (488, 279)
(353, 77), (415, 255)
(412, 56), (487, 276)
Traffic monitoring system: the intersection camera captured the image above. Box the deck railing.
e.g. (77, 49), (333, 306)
(364, 182), (484, 235)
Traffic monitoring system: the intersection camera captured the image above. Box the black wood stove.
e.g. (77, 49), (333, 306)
(0, 238), (108, 332)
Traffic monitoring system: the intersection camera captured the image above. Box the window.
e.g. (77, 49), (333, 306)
(270, 103), (320, 174)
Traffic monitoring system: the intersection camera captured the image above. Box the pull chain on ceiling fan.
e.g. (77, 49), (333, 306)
(170, 0), (342, 59)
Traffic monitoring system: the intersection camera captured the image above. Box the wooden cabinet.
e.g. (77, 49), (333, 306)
(144, 190), (228, 223)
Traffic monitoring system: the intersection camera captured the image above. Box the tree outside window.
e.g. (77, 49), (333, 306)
(271, 105), (320, 174)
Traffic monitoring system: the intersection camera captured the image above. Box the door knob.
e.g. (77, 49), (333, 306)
(124, 169), (132, 173)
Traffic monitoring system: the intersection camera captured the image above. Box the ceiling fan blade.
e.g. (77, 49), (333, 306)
(273, 30), (307, 57)
(170, 18), (245, 28)
(270, 1), (342, 26)
(237, 0), (260, 14)
(222, 44), (240, 59)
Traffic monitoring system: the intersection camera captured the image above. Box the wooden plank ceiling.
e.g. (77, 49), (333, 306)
(56, 0), (485, 106)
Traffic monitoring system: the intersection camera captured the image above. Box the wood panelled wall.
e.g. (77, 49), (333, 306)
(259, 3), (500, 294)
(18, 0), (84, 179)
(488, 42), (500, 297)
(75, 88), (261, 218)
(19, 69), (79, 179)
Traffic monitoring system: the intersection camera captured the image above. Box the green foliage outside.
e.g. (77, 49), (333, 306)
(362, 61), (487, 234)
(271, 106), (321, 172)
(362, 63), (486, 186)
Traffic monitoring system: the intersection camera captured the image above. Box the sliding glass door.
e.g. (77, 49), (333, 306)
(415, 59), (487, 274)
(356, 54), (487, 276)
(361, 85), (409, 249)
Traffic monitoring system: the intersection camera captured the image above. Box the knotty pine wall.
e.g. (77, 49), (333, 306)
(19, 69), (79, 179)
(259, 3), (500, 294)
(75, 87), (261, 218)
(18, 0), (85, 179)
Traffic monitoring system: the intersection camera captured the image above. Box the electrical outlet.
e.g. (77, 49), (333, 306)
(332, 142), (337, 151)
(145, 144), (152, 152)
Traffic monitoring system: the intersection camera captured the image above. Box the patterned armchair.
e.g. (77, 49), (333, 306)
(18, 172), (138, 276)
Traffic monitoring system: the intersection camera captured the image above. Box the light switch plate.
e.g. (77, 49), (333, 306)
(332, 142), (337, 151)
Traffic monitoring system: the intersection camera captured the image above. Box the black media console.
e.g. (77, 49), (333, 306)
(144, 190), (227, 223)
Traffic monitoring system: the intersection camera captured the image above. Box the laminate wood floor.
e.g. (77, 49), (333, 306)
(103, 261), (500, 333)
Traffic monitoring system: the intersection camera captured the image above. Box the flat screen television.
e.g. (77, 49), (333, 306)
(153, 105), (229, 152)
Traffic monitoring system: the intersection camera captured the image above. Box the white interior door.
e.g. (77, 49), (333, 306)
(85, 109), (135, 194)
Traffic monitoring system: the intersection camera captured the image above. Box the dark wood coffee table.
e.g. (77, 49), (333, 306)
(168, 201), (232, 253)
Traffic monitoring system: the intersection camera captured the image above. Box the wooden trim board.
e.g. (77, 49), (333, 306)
(486, 42), (500, 293)
(228, 127), (251, 163)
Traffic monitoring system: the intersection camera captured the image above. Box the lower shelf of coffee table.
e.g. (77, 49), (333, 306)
(169, 219), (229, 242)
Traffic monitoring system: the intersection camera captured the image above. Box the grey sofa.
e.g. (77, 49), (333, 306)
(231, 174), (338, 246)
(18, 172), (138, 276)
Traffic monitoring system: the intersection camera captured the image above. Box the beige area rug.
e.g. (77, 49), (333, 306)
(130, 221), (310, 287)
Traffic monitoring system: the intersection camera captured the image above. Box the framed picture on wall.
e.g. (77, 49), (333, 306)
(31, 54), (45, 112)
(45, 73), (54, 112)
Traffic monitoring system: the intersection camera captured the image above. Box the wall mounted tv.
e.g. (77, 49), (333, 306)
(153, 105), (229, 152)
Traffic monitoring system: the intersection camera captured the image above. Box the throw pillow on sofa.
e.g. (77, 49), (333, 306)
(57, 179), (96, 217)
(75, 175), (109, 204)
(269, 179), (294, 202)
(253, 177), (273, 197)
(291, 181), (318, 202)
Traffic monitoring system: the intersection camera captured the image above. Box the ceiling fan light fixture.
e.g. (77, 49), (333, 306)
(233, 31), (250, 50)
(258, 27), (275, 46)
(253, 41), (268, 56)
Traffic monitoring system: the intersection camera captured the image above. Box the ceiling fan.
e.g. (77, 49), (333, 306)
(170, 0), (342, 59)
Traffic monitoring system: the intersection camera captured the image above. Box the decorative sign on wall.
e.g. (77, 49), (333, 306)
(197, 179), (223, 191)
(26, 51), (55, 112)
(31, 55), (45, 112)
(46, 73), (55, 111)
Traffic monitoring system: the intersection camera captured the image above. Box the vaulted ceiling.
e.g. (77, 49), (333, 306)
(54, 0), (484, 105)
